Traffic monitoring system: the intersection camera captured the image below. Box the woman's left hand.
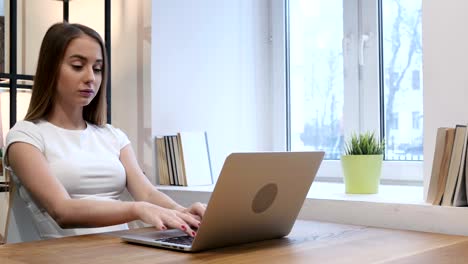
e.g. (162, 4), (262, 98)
(178, 202), (207, 221)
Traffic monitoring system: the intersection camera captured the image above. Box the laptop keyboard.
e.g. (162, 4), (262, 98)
(155, 235), (194, 246)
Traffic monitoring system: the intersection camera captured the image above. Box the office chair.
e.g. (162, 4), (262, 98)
(5, 180), (41, 243)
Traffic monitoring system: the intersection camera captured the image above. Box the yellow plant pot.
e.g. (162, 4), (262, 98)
(341, 155), (383, 194)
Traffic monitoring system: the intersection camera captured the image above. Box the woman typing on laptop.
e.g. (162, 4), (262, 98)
(4, 22), (204, 240)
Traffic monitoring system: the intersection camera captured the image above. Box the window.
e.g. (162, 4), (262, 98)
(284, 0), (423, 183)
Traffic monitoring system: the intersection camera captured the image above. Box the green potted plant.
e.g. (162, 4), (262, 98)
(341, 131), (385, 194)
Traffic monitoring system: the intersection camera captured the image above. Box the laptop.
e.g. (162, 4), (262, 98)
(121, 151), (324, 252)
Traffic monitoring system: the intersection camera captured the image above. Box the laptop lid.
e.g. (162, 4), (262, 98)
(121, 151), (324, 252)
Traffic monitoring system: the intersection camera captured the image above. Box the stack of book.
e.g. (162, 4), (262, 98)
(155, 131), (213, 186)
(427, 125), (468, 206)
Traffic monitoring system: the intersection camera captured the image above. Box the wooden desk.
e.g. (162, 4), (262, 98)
(1, 220), (467, 264)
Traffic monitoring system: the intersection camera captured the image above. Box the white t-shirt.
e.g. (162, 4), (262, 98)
(5, 120), (131, 239)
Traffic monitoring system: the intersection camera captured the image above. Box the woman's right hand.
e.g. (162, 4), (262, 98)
(134, 201), (200, 237)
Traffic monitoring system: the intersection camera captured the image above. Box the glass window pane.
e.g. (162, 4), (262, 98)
(17, 0), (62, 75)
(69, 0), (105, 37)
(289, 0), (344, 160)
(1, 0), (6, 74)
(0, 88), (8, 147)
(382, 0), (423, 161)
(0, 89), (31, 147)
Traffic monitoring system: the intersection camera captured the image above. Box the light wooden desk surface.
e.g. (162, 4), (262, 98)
(1, 220), (468, 264)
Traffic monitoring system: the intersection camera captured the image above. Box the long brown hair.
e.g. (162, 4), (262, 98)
(24, 22), (108, 126)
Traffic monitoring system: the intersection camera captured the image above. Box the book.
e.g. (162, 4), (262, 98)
(453, 127), (468, 206)
(171, 136), (186, 186)
(432, 128), (455, 205)
(177, 131), (213, 186)
(168, 135), (179, 186)
(155, 137), (170, 185)
(426, 127), (449, 204)
(465, 139), (468, 205)
(441, 125), (468, 206)
(155, 132), (213, 186)
(164, 136), (175, 185)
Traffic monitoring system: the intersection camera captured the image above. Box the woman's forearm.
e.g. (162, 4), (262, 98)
(53, 199), (140, 228)
(142, 189), (186, 212)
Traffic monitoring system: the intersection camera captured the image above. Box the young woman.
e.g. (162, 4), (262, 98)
(4, 22), (204, 239)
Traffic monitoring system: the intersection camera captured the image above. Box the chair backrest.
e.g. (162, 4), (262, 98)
(0, 184), (9, 244)
(2, 169), (40, 244)
(5, 184), (41, 243)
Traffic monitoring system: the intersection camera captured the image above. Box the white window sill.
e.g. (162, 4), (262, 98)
(307, 182), (424, 204)
(157, 182), (468, 236)
(156, 182), (424, 204)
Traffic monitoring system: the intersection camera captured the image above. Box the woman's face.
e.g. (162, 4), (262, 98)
(56, 35), (103, 108)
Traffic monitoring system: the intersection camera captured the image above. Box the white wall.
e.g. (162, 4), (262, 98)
(151, 0), (272, 180)
(422, 0), (468, 198)
(109, 0), (153, 182)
